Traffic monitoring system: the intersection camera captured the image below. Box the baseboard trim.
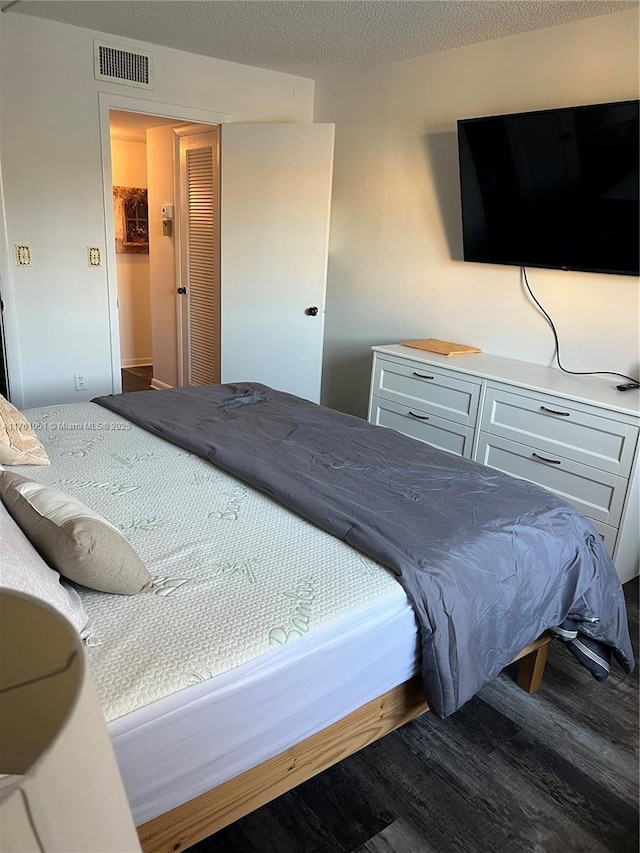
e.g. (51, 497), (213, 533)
(150, 378), (173, 391)
(121, 359), (153, 369)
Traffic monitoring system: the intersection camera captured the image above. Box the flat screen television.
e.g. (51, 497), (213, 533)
(457, 101), (639, 276)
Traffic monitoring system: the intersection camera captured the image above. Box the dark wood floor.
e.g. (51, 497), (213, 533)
(193, 578), (639, 853)
(121, 365), (153, 393)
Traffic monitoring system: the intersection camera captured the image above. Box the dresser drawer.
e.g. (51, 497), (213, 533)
(371, 396), (475, 458)
(476, 432), (627, 527)
(372, 356), (481, 427)
(481, 386), (638, 477)
(590, 520), (618, 558)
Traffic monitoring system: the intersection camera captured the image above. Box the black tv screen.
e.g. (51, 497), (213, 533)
(457, 101), (639, 276)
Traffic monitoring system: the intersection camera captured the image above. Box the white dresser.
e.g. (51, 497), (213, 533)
(368, 344), (640, 583)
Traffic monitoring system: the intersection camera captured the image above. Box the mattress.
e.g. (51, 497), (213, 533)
(16, 402), (420, 824)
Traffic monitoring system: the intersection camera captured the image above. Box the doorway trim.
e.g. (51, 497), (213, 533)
(98, 92), (233, 393)
(0, 164), (24, 406)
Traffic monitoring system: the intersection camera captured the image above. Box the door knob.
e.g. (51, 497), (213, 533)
(305, 306), (319, 316)
(177, 287), (187, 295)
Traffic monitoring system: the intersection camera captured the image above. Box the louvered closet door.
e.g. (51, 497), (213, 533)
(178, 129), (220, 386)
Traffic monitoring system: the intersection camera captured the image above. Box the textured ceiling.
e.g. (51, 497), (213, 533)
(4, 1), (637, 79)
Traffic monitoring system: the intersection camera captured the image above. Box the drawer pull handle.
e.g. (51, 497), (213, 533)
(540, 405), (570, 417)
(408, 411), (429, 420)
(532, 452), (561, 465)
(413, 371), (434, 380)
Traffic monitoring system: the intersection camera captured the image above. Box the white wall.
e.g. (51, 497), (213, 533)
(110, 138), (152, 368)
(0, 13), (313, 407)
(316, 10), (640, 416)
(0, 13), (20, 402)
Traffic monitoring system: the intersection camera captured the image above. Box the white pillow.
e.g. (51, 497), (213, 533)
(0, 500), (97, 644)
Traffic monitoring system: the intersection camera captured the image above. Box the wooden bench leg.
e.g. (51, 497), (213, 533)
(516, 641), (549, 693)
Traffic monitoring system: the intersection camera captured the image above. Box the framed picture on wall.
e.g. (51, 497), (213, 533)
(113, 186), (149, 254)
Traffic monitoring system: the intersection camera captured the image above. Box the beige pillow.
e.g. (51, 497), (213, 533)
(0, 395), (49, 465)
(0, 501), (97, 644)
(0, 472), (153, 595)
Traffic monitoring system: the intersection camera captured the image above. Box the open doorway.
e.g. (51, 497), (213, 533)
(109, 110), (186, 393)
(101, 95), (334, 403)
(108, 110), (220, 394)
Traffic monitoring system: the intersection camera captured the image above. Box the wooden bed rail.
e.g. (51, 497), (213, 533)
(513, 633), (550, 693)
(137, 633), (550, 853)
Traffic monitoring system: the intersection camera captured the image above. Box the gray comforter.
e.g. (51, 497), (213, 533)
(94, 383), (634, 717)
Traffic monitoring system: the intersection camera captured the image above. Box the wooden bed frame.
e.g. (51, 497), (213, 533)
(137, 634), (550, 853)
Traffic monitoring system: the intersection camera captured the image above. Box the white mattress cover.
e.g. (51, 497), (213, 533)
(112, 599), (418, 825)
(16, 402), (420, 825)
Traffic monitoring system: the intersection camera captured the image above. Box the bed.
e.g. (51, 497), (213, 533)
(0, 385), (633, 853)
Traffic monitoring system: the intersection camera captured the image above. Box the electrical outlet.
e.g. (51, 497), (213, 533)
(87, 246), (101, 267)
(74, 372), (88, 392)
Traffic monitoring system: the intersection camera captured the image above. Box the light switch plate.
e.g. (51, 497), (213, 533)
(15, 245), (31, 267)
(87, 246), (101, 267)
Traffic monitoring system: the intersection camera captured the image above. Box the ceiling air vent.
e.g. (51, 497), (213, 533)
(94, 40), (153, 89)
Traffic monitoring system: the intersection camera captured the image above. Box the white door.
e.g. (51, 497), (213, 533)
(220, 123), (335, 403)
